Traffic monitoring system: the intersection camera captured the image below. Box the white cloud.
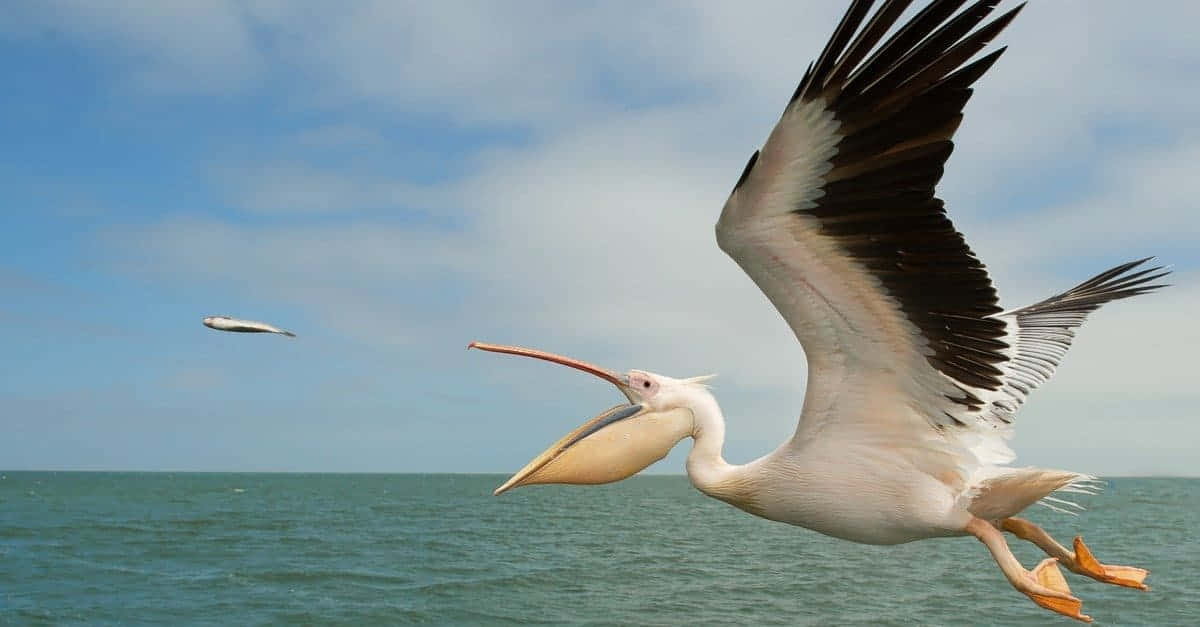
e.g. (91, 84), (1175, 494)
(8, 0), (265, 92)
(106, 217), (474, 347)
(45, 1), (1200, 473)
(975, 139), (1200, 274)
(222, 162), (445, 215)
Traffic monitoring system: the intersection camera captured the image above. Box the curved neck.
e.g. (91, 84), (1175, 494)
(683, 390), (739, 498)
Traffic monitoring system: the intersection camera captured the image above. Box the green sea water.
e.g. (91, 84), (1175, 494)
(1, 473), (1196, 625)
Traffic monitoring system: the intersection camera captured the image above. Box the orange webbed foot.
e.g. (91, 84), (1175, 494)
(1026, 558), (1092, 623)
(1071, 536), (1150, 591)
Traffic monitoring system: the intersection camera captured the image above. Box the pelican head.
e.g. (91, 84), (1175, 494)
(469, 342), (709, 495)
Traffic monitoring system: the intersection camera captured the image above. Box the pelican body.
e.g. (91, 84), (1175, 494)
(203, 315), (296, 337)
(472, 0), (1163, 622)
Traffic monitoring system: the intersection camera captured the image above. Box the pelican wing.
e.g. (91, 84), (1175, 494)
(716, 0), (1028, 448)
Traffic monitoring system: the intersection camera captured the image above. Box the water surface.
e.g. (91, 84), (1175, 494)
(2, 473), (1196, 625)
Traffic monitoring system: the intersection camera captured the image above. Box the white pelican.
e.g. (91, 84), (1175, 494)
(202, 315), (296, 337)
(472, 0), (1167, 622)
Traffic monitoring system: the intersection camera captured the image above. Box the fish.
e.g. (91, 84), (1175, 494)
(202, 315), (296, 337)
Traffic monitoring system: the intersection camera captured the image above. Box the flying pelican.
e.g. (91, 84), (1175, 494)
(471, 0), (1166, 622)
(202, 315), (296, 337)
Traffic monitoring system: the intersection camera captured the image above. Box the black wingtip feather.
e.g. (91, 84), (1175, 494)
(1015, 259), (1172, 317)
(826, 0), (917, 89)
(853, 0), (1016, 112)
(792, 61), (816, 105)
(797, 0), (877, 102)
(872, 0), (1002, 88)
(731, 150), (760, 193)
(940, 46), (1006, 90)
(841, 0), (970, 95)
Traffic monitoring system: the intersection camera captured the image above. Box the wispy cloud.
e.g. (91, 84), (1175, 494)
(9, 0), (265, 93)
(221, 162), (445, 215)
(4, 1), (1198, 473)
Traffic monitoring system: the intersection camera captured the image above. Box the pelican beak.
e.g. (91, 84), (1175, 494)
(468, 342), (693, 495)
(467, 341), (638, 401)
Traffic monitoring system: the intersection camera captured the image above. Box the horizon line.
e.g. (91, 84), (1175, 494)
(3, 470), (1198, 479)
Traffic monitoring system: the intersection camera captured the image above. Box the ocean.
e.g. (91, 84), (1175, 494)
(1, 473), (1196, 625)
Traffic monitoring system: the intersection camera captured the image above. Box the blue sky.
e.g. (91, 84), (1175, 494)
(2, 2), (1198, 474)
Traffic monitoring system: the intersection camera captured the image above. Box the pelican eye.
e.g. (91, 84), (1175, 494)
(642, 380), (651, 388)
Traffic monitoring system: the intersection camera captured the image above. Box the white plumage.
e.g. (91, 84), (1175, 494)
(473, 0), (1164, 622)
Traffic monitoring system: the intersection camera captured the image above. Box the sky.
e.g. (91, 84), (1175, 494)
(2, 1), (1197, 475)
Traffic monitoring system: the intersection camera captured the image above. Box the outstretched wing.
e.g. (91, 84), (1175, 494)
(716, 0), (1028, 452)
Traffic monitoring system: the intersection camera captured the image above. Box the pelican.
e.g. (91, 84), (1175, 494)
(202, 315), (296, 337)
(471, 0), (1166, 622)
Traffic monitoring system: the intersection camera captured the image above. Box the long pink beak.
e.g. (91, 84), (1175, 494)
(468, 341), (635, 402)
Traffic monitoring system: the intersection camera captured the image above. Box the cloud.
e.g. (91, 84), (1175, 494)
(221, 161), (445, 215)
(7, 0), (264, 93)
(105, 217), (473, 347)
(978, 138), (1200, 271)
(16, 1), (1200, 472)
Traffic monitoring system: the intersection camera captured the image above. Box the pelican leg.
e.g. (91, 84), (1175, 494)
(965, 517), (1092, 623)
(1001, 518), (1149, 590)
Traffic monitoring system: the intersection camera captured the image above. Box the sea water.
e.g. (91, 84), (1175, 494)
(2, 473), (1196, 625)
